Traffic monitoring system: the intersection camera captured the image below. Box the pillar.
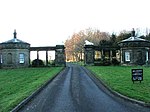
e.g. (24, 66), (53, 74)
(120, 49), (123, 64)
(101, 49), (104, 61)
(84, 45), (95, 65)
(110, 50), (113, 62)
(29, 51), (31, 66)
(37, 51), (39, 66)
(46, 50), (48, 66)
(55, 45), (66, 66)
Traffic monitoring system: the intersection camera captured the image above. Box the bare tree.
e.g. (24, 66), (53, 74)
(65, 28), (111, 62)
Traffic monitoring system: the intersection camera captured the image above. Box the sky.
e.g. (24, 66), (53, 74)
(0, 0), (150, 47)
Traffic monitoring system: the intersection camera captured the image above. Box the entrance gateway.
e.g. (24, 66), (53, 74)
(84, 29), (150, 66)
(0, 30), (66, 68)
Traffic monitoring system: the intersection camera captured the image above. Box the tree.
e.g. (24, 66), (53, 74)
(65, 28), (111, 62)
(116, 30), (131, 42)
(65, 38), (74, 61)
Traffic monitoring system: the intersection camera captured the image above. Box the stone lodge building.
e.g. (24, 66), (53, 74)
(0, 30), (66, 68)
(0, 30), (30, 68)
(119, 29), (150, 66)
(84, 29), (150, 66)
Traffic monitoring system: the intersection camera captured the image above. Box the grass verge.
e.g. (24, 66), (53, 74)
(87, 66), (150, 104)
(0, 67), (63, 112)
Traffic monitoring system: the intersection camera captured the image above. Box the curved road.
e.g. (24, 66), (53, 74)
(18, 64), (150, 112)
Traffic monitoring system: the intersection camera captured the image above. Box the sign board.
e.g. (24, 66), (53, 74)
(131, 69), (143, 83)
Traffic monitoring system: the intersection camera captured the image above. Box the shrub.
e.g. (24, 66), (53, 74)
(94, 58), (111, 66)
(111, 58), (120, 65)
(48, 60), (55, 66)
(32, 59), (44, 67)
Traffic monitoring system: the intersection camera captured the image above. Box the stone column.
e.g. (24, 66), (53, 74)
(55, 45), (66, 66)
(120, 49), (123, 64)
(46, 50), (48, 66)
(37, 51), (39, 66)
(110, 50), (113, 62)
(101, 49), (105, 61)
(84, 45), (95, 65)
(29, 51), (31, 66)
(101, 49), (104, 56)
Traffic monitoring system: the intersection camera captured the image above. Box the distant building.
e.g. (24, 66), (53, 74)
(0, 30), (30, 68)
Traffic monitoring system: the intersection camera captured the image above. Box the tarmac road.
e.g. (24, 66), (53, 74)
(18, 64), (150, 112)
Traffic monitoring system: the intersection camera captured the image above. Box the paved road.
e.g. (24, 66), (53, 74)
(19, 64), (150, 112)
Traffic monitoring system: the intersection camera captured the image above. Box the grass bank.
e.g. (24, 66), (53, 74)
(87, 66), (150, 103)
(0, 67), (63, 112)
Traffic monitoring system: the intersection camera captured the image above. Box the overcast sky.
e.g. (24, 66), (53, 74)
(0, 0), (150, 47)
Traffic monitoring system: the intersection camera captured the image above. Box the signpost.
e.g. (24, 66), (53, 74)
(132, 69), (143, 83)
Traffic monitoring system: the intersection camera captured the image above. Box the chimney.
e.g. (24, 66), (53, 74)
(131, 28), (135, 37)
(13, 29), (17, 39)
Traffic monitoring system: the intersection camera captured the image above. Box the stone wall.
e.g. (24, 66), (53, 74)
(84, 45), (95, 65)
(119, 39), (150, 66)
(1, 49), (30, 68)
(55, 45), (66, 66)
(121, 48), (149, 65)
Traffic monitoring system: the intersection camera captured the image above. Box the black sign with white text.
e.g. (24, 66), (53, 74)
(132, 69), (143, 83)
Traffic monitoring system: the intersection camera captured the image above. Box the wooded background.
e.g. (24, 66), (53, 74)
(65, 28), (150, 62)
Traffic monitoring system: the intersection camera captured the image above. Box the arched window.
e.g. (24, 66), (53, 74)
(7, 53), (12, 64)
(19, 53), (25, 63)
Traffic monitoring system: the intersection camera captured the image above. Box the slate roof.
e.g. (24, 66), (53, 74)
(0, 30), (30, 45)
(1, 38), (29, 44)
(120, 36), (149, 43)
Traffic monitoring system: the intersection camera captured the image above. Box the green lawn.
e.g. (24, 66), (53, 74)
(87, 66), (150, 104)
(0, 67), (63, 112)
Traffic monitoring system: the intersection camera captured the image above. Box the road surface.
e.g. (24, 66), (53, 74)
(18, 64), (150, 112)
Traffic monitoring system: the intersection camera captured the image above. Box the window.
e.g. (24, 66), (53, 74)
(125, 52), (130, 61)
(146, 51), (148, 62)
(19, 53), (25, 63)
(0, 54), (2, 63)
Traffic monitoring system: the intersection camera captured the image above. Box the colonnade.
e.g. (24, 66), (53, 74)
(84, 45), (117, 65)
(30, 45), (66, 67)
